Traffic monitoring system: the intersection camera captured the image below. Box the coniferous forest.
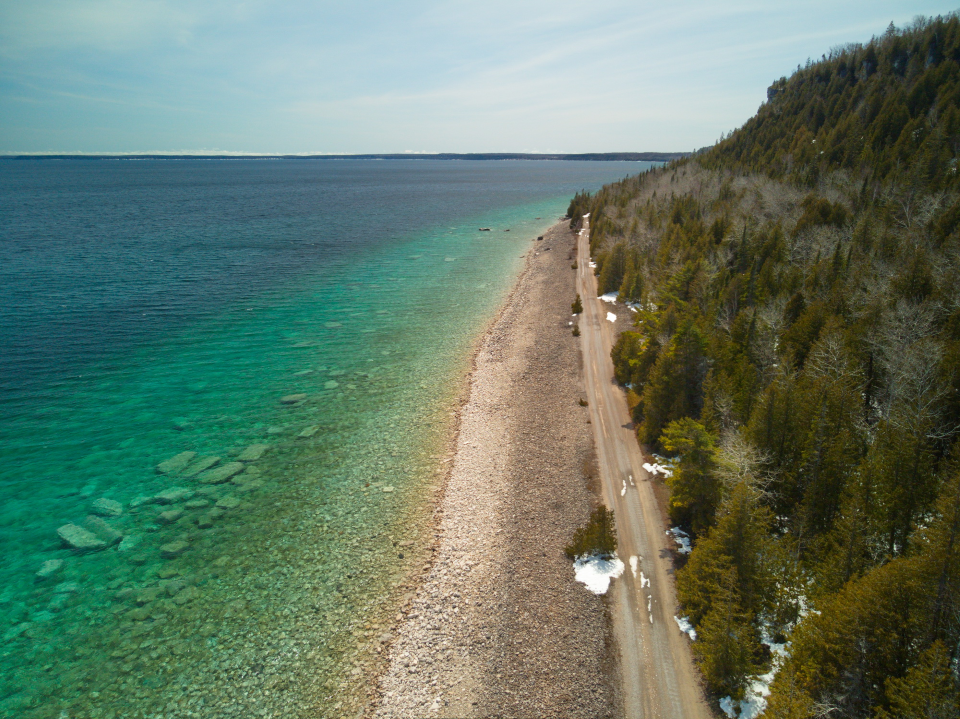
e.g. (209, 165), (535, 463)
(571, 15), (960, 717)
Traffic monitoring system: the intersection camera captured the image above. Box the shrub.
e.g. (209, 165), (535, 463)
(572, 294), (583, 314)
(565, 506), (618, 559)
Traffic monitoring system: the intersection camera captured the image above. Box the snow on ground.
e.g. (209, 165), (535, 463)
(606, 312), (617, 322)
(642, 462), (673, 477)
(572, 555), (624, 595)
(674, 615), (696, 640)
(718, 620), (793, 717)
(588, 261), (597, 268)
(599, 292), (618, 303)
(628, 556), (638, 578)
(643, 454), (675, 478)
(666, 527), (692, 554)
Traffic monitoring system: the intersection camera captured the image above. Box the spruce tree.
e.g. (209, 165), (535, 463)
(660, 418), (720, 535)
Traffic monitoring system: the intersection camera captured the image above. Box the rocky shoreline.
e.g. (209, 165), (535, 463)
(369, 221), (618, 718)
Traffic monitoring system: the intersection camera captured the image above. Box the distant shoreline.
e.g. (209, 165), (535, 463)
(1, 152), (687, 162)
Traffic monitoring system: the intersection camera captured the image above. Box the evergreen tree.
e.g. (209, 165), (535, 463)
(876, 642), (960, 719)
(660, 418), (721, 535)
(639, 319), (708, 445)
(693, 571), (762, 700)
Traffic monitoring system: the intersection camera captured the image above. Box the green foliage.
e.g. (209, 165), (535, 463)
(586, 16), (960, 712)
(660, 419), (720, 535)
(565, 506), (617, 559)
(794, 194), (849, 235)
(571, 294), (583, 314)
(572, 324), (580, 337)
(677, 478), (775, 624)
(598, 242), (628, 294)
(567, 190), (592, 231)
(693, 572), (763, 700)
(876, 642), (960, 719)
(638, 320), (708, 446)
(699, 15), (960, 194)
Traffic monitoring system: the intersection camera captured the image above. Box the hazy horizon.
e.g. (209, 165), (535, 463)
(2, 1), (957, 155)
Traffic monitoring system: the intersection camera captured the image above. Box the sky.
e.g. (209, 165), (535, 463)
(1, 1), (957, 154)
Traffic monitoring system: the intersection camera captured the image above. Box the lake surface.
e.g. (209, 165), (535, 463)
(0, 159), (651, 718)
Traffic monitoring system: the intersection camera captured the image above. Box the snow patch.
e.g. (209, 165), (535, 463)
(719, 696), (737, 717)
(621, 479), (626, 496)
(674, 615), (696, 640)
(643, 462), (673, 477)
(666, 527), (692, 554)
(599, 292), (618, 303)
(606, 312), (617, 322)
(588, 261), (597, 268)
(629, 556), (638, 578)
(573, 555), (624, 595)
(719, 620), (795, 718)
(643, 455), (675, 478)
(639, 571), (650, 588)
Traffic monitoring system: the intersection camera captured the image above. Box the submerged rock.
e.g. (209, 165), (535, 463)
(118, 535), (141, 552)
(157, 509), (184, 525)
(127, 606), (152, 621)
(57, 524), (107, 552)
(184, 499), (210, 510)
(172, 585), (199, 606)
(47, 594), (71, 612)
(298, 425), (320, 439)
(3, 623), (30, 641)
(215, 496), (241, 510)
(160, 541), (189, 559)
(129, 495), (158, 510)
(156, 451), (197, 475)
(236, 480), (263, 494)
(198, 462), (245, 485)
(280, 393), (308, 404)
(181, 456), (220, 478)
(154, 487), (193, 504)
(53, 581), (80, 594)
(83, 515), (124, 546)
(91, 498), (123, 518)
(136, 586), (162, 605)
(236, 443), (270, 461)
(35, 559), (65, 581)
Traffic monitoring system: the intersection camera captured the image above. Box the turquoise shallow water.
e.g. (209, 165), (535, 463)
(0, 160), (652, 717)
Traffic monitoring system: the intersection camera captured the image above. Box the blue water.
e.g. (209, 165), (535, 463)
(0, 159), (650, 717)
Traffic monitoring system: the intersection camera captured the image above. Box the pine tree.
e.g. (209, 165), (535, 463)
(876, 642), (960, 719)
(639, 319), (708, 445)
(693, 571), (762, 700)
(660, 418), (720, 535)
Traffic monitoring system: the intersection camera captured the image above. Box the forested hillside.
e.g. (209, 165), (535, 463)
(571, 15), (960, 718)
